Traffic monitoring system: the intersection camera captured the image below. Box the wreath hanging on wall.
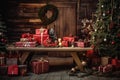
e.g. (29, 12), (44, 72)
(38, 4), (59, 26)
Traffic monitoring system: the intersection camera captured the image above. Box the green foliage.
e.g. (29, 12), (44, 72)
(91, 0), (120, 57)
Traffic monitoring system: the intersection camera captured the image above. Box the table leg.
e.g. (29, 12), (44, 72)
(71, 52), (84, 72)
(20, 52), (30, 64)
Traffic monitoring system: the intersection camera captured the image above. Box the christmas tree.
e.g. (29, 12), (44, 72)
(91, 0), (120, 57)
(0, 13), (7, 54)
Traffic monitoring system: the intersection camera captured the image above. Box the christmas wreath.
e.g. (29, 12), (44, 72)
(38, 4), (59, 26)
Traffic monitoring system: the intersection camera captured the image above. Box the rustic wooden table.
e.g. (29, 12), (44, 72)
(7, 47), (92, 72)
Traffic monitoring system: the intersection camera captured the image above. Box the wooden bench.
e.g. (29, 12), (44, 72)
(7, 47), (92, 72)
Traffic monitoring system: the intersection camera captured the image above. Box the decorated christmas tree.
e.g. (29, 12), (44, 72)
(91, 0), (120, 58)
(0, 13), (7, 54)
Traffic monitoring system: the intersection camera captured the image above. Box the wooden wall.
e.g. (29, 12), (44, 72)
(2, 0), (97, 43)
(3, 0), (76, 43)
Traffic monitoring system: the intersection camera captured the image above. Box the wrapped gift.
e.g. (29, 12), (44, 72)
(36, 28), (48, 35)
(98, 64), (113, 73)
(21, 33), (33, 38)
(62, 41), (68, 47)
(0, 66), (8, 75)
(74, 41), (84, 47)
(101, 57), (110, 66)
(86, 45), (94, 57)
(111, 59), (120, 70)
(33, 34), (49, 44)
(20, 38), (34, 42)
(15, 41), (37, 47)
(63, 37), (74, 42)
(31, 59), (49, 74)
(8, 65), (18, 75)
(6, 58), (18, 65)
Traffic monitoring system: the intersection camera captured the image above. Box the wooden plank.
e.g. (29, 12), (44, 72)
(19, 3), (46, 8)
(61, 71), (70, 80)
(7, 47), (93, 52)
(19, 7), (39, 13)
(29, 19), (41, 23)
(37, 73), (49, 80)
(29, 75), (39, 80)
(17, 76), (31, 80)
(18, 13), (38, 18)
(20, 52), (30, 64)
(8, 28), (31, 32)
(47, 71), (61, 80)
(8, 19), (41, 23)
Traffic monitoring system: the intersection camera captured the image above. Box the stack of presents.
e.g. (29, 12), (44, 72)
(0, 53), (27, 76)
(98, 58), (120, 73)
(0, 53), (50, 75)
(15, 27), (85, 48)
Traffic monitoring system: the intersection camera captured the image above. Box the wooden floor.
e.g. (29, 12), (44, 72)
(0, 69), (120, 80)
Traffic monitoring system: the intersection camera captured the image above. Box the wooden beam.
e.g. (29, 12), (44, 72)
(20, 52), (30, 64)
(70, 52), (84, 72)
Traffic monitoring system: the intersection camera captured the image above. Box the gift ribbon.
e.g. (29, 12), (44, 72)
(41, 32), (43, 45)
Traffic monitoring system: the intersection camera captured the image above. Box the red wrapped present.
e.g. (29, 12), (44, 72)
(31, 59), (49, 74)
(62, 41), (68, 47)
(43, 39), (57, 47)
(15, 41), (37, 47)
(74, 41), (84, 47)
(8, 65), (18, 75)
(36, 28), (48, 35)
(21, 33), (33, 38)
(63, 37), (74, 42)
(33, 34), (49, 44)
(111, 59), (120, 70)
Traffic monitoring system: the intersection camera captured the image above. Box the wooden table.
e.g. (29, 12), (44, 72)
(7, 47), (92, 72)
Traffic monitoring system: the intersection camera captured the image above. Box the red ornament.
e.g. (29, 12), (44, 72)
(106, 10), (111, 14)
(111, 41), (115, 45)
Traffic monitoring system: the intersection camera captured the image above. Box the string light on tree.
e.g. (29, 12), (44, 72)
(101, 5), (104, 8)
(103, 38), (106, 41)
(103, 13), (105, 16)
(95, 29), (97, 32)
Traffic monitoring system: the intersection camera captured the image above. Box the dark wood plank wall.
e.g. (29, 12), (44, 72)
(50, 2), (77, 38)
(1, 0), (97, 60)
(3, 0), (97, 43)
(4, 0), (77, 43)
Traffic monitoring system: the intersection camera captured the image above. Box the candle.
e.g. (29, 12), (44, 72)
(58, 38), (62, 47)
